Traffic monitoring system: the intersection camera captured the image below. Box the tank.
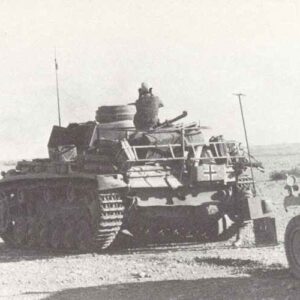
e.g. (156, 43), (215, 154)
(0, 102), (271, 252)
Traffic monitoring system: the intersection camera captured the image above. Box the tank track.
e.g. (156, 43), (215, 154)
(0, 178), (125, 252)
(127, 207), (235, 245)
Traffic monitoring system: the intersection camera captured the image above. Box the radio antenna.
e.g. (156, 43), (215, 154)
(54, 48), (62, 127)
(233, 93), (256, 194)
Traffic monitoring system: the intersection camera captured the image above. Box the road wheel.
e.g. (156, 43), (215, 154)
(76, 219), (92, 252)
(14, 216), (28, 245)
(63, 217), (77, 249)
(285, 215), (300, 278)
(50, 220), (63, 249)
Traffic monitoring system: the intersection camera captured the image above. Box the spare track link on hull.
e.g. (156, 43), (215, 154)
(0, 178), (125, 252)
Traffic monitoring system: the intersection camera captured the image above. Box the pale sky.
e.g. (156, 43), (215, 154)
(0, 0), (300, 160)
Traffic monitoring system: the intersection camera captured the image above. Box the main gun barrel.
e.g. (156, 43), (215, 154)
(154, 111), (188, 129)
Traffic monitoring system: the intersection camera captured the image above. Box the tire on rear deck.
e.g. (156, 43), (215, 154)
(285, 215), (300, 279)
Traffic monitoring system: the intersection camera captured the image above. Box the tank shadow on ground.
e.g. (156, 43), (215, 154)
(41, 267), (295, 300)
(0, 236), (276, 263)
(0, 239), (230, 263)
(106, 230), (242, 256)
(107, 241), (233, 256)
(0, 242), (76, 263)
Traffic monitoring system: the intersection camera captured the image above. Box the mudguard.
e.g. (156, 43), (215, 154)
(96, 174), (128, 191)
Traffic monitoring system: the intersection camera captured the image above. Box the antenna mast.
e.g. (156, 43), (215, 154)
(54, 49), (62, 127)
(233, 93), (256, 194)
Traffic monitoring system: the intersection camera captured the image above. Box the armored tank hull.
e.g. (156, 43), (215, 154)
(0, 168), (250, 251)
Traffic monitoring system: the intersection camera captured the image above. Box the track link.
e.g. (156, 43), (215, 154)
(95, 192), (124, 249)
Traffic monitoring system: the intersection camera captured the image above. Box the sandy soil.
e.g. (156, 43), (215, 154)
(1, 146), (300, 300)
(0, 240), (294, 300)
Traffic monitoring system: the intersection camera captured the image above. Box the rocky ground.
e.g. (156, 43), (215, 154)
(1, 146), (300, 300)
(0, 239), (296, 300)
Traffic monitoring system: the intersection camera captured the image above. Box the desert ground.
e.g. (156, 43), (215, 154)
(1, 144), (300, 300)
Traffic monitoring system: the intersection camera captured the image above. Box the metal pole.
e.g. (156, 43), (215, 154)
(233, 93), (256, 194)
(55, 49), (62, 127)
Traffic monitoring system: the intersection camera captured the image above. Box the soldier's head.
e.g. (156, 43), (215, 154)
(140, 82), (149, 94)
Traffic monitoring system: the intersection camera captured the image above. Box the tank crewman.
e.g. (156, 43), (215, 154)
(134, 82), (164, 130)
(138, 82), (151, 98)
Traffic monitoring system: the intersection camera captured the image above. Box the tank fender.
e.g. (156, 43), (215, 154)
(96, 174), (128, 191)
